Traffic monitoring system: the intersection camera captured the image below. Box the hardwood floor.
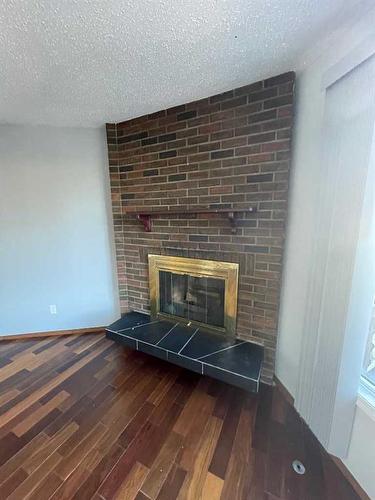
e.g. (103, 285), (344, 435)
(0, 333), (362, 499)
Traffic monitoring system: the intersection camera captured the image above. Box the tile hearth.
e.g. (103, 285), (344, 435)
(106, 311), (263, 392)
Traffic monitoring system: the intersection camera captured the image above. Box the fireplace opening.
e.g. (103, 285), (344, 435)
(159, 271), (225, 328)
(148, 255), (239, 336)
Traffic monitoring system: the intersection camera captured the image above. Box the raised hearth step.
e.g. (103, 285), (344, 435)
(106, 311), (263, 393)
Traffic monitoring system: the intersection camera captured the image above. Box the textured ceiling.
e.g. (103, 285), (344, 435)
(0, 0), (358, 127)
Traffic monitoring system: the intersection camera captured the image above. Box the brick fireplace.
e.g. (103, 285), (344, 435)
(106, 71), (295, 383)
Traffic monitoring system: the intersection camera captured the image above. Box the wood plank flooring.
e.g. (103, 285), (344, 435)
(0, 333), (362, 499)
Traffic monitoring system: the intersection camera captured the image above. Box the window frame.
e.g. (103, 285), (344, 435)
(359, 375), (375, 417)
(361, 301), (375, 404)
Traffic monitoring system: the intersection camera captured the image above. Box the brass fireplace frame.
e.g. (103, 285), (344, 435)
(148, 254), (239, 336)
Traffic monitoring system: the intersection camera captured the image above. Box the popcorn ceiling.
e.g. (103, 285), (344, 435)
(0, 0), (351, 127)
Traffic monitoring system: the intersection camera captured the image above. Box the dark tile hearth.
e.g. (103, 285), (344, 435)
(106, 311), (263, 392)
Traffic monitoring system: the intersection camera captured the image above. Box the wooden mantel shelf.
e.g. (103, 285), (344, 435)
(123, 207), (256, 232)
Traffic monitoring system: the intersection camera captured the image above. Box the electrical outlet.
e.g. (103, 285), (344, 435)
(49, 304), (57, 315)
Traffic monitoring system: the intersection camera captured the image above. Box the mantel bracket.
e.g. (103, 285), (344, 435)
(137, 214), (152, 232)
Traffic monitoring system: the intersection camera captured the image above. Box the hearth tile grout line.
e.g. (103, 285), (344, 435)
(106, 329), (260, 382)
(197, 341), (247, 360)
(116, 319), (160, 333)
(167, 351), (202, 366)
(177, 328), (199, 354)
(139, 489), (152, 500)
(201, 360), (260, 382)
(166, 350), (204, 375)
(156, 322), (179, 346)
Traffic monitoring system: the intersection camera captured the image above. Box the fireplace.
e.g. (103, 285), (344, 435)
(107, 72), (295, 383)
(148, 255), (239, 336)
(107, 253), (263, 392)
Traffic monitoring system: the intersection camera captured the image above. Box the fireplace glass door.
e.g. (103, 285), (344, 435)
(148, 255), (238, 336)
(159, 271), (225, 329)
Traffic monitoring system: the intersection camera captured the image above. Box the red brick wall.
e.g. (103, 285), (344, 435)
(106, 71), (295, 383)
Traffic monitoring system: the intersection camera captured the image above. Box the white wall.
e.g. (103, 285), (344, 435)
(276, 3), (375, 497)
(348, 414), (375, 498)
(344, 403), (375, 498)
(277, 4), (375, 396)
(0, 125), (120, 334)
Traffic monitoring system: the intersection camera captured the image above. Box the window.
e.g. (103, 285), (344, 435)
(362, 300), (375, 392)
